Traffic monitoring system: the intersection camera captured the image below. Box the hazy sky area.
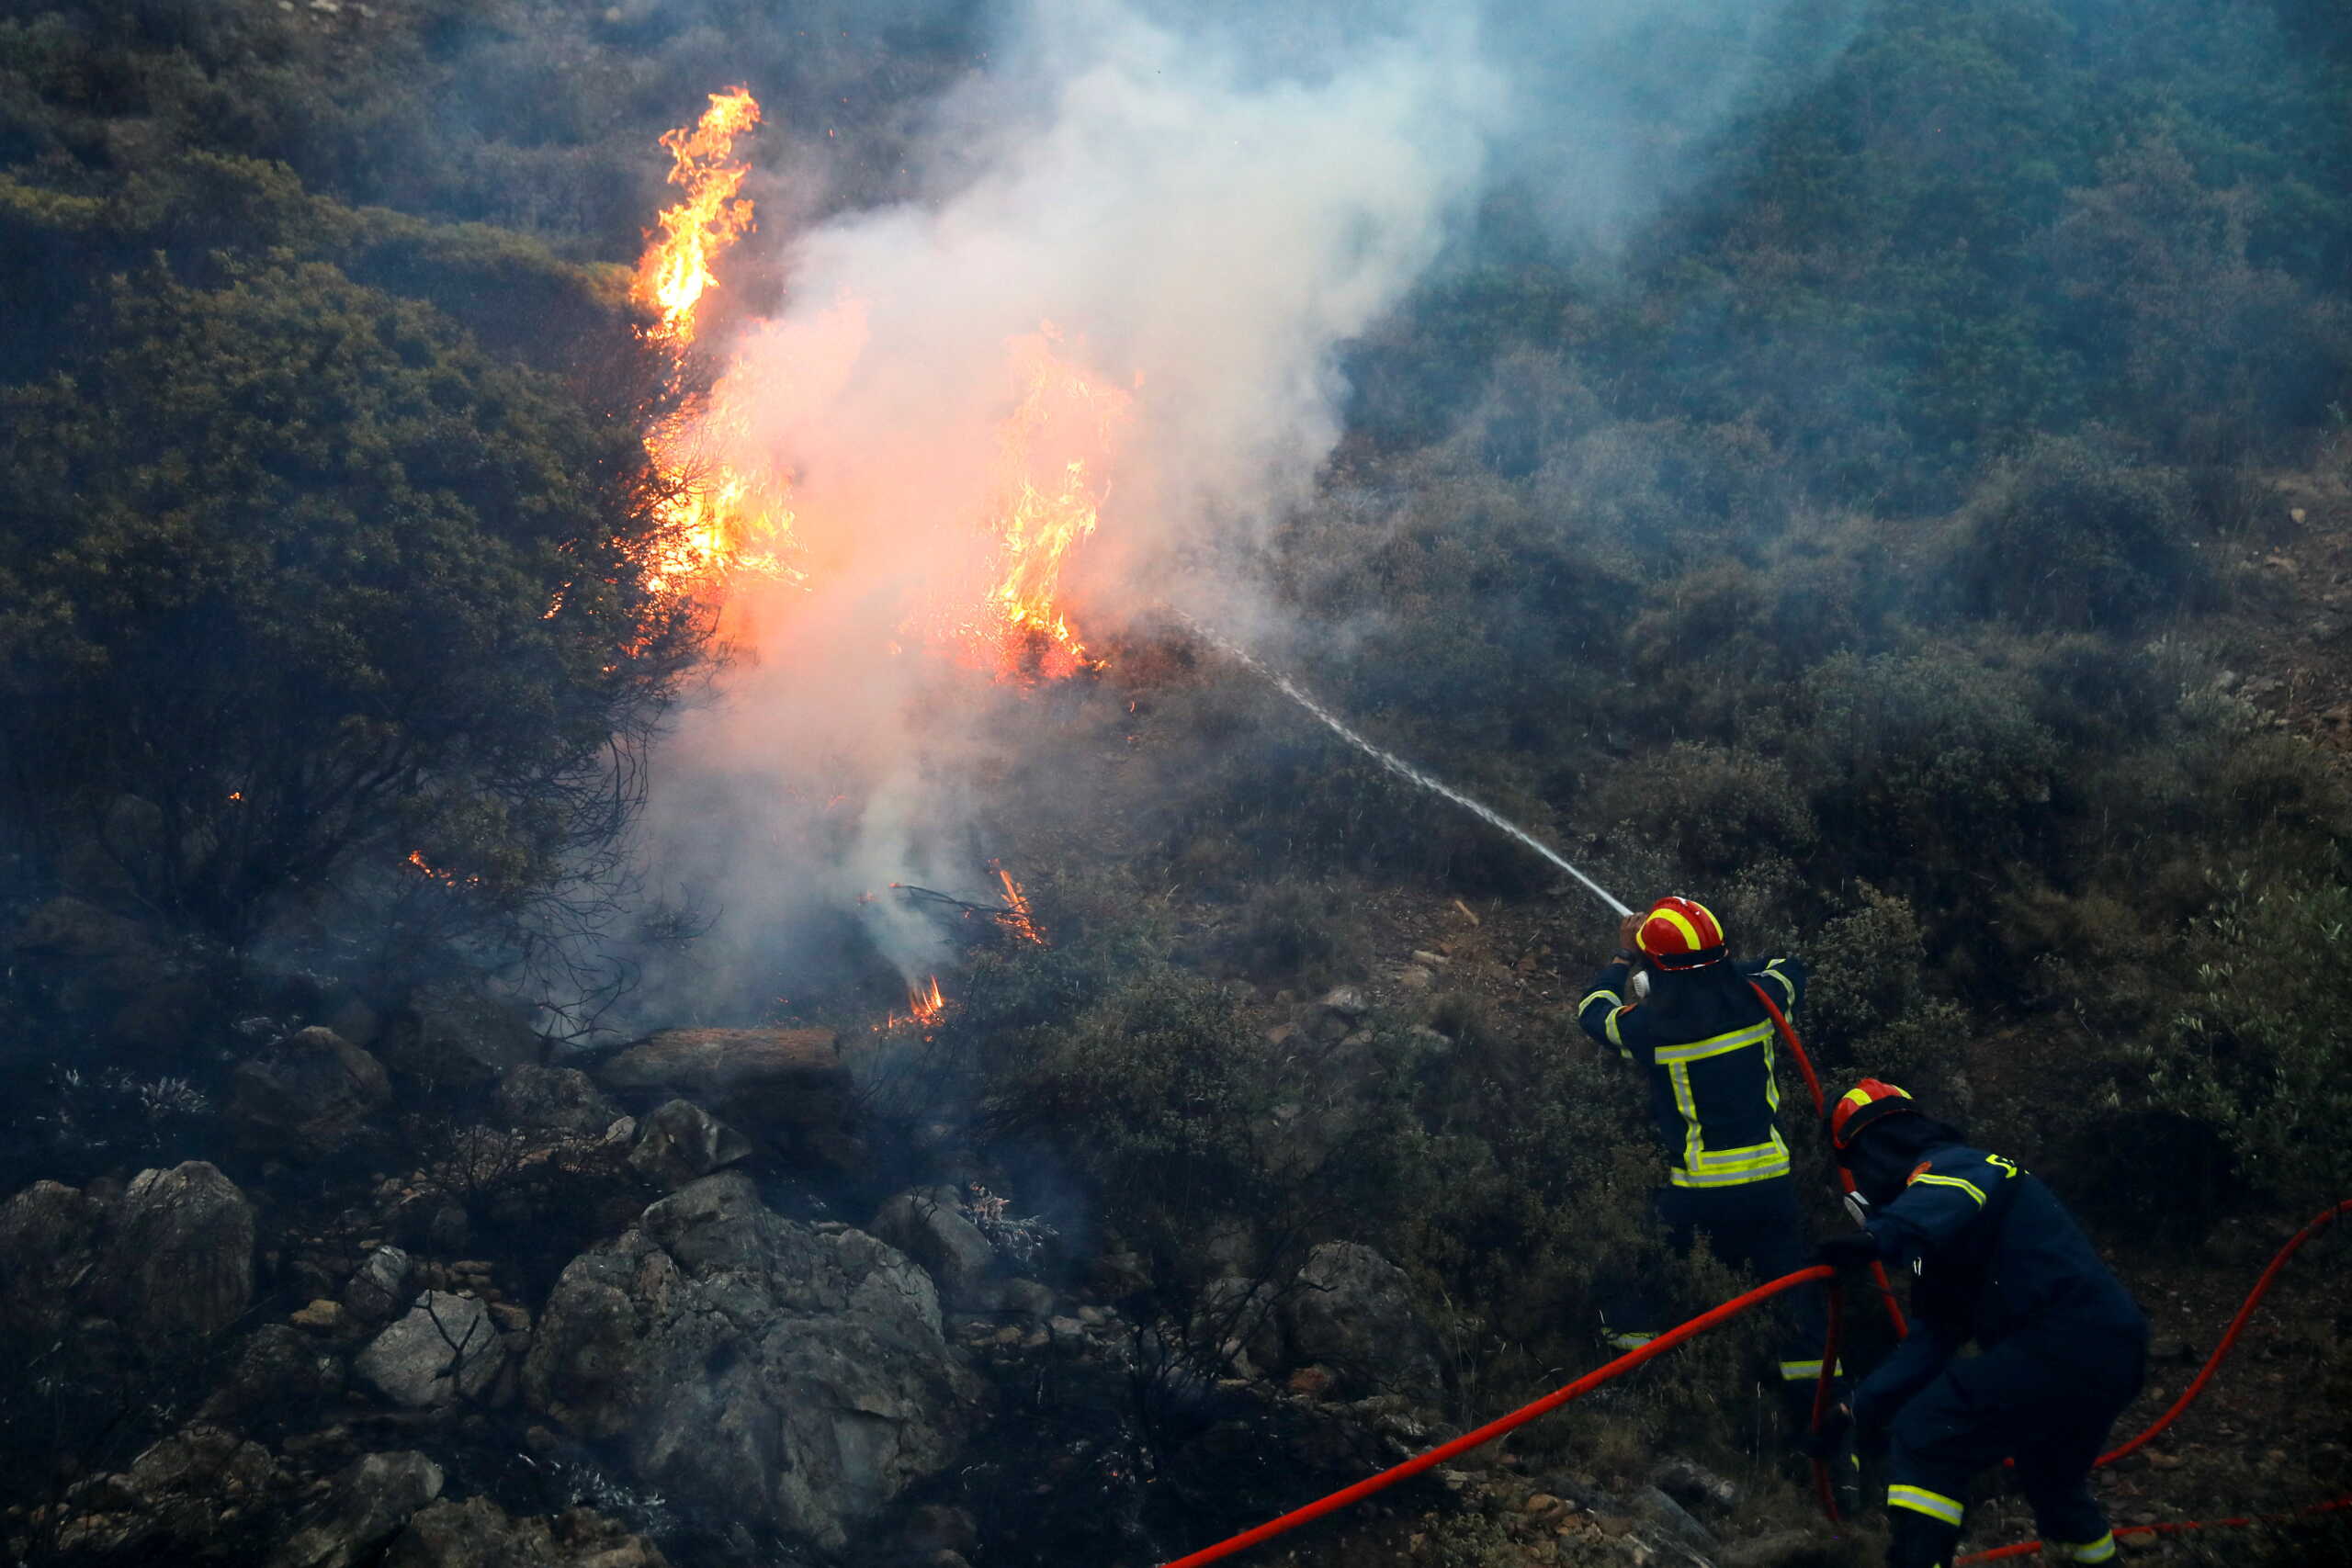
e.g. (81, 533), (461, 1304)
(625, 0), (1859, 1013)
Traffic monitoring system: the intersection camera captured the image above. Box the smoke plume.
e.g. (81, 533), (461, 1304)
(626, 0), (1852, 1017)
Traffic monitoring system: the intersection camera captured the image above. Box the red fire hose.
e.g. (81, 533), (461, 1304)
(1157, 1200), (2352, 1568)
(1158, 1266), (1837, 1568)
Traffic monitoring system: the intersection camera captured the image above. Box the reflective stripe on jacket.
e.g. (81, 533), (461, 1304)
(1578, 955), (1805, 1189)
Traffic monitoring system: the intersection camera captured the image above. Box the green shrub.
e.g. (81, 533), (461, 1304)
(1950, 436), (2203, 632)
(2154, 871), (2352, 1211)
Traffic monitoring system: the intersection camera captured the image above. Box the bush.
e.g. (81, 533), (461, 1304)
(2154, 871), (2352, 1211)
(1951, 435), (2203, 633)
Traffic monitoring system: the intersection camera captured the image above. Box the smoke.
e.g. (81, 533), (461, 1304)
(624, 0), (1853, 1018)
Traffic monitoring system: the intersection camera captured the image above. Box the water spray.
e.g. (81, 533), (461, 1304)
(1174, 613), (1633, 918)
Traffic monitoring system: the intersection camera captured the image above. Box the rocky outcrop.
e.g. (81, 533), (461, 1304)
(200, 1323), (346, 1424)
(1281, 1241), (1443, 1399)
(524, 1171), (983, 1551)
(384, 1497), (670, 1568)
(97, 1161), (256, 1340)
(342, 1245), (414, 1322)
(381, 983), (540, 1087)
(593, 1027), (850, 1137)
(627, 1098), (751, 1190)
(267, 1451), (445, 1568)
(229, 1026), (392, 1159)
(56, 1423), (288, 1558)
(869, 1187), (1000, 1311)
(496, 1065), (622, 1136)
(354, 1292), (503, 1407)
(0, 1178), (105, 1337)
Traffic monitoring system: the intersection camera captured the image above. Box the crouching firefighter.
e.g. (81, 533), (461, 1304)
(1577, 896), (1828, 1426)
(1815, 1080), (2149, 1568)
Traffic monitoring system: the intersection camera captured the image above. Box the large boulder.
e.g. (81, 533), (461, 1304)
(628, 1098), (752, 1190)
(354, 1292), (503, 1407)
(59, 1423), (287, 1557)
(496, 1065), (622, 1136)
(868, 1187), (1000, 1311)
(199, 1323), (346, 1423)
(384, 1496), (669, 1568)
(230, 1026), (392, 1159)
(1280, 1242), (1443, 1399)
(593, 1027), (850, 1141)
(96, 1162), (255, 1340)
(267, 1450), (445, 1568)
(342, 1245), (414, 1323)
(381, 984), (540, 1087)
(524, 1171), (983, 1551)
(0, 1178), (106, 1337)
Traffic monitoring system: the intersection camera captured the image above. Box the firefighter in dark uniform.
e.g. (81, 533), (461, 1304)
(1815, 1079), (2149, 1568)
(1577, 895), (1826, 1414)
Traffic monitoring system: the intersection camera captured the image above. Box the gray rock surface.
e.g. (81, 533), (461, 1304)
(382, 984), (540, 1086)
(355, 1292), (503, 1407)
(61, 1423), (286, 1556)
(868, 1187), (1000, 1310)
(496, 1065), (623, 1135)
(343, 1245), (414, 1322)
(200, 1323), (345, 1421)
(0, 1178), (105, 1337)
(267, 1450), (445, 1568)
(628, 1098), (752, 1190)
(593, 1027), (849, 1132)
(1281, 1241), (1443, 1398)
(97, 1161), (255, 1340)
(383, 1496), (670, 1568)
(230, 1026), (392, 1159)
(524, 1171), (983, 1551)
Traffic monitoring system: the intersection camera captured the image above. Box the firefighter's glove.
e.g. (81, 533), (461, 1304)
(1813, 1231), (1880, 1270)
(1797, 1403), (1853, 1461)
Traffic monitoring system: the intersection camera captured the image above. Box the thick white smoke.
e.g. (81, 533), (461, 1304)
(626, 0), (1848, 1015)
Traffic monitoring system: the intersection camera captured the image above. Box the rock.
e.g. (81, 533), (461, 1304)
(1633, 1484), (1717, 1551)
(67, 1424), (284, 1556)
(999, 1278), (1057, 1319)
(1200, 1272), (1285, 1371)
(202, 1323), (345, 1421)
(267, 1450), (444, 1568)
(98, 1162), (254, 1340)
(292, 1300), (346, 1332)
(0, 1179), (105, 1337)
(1409, 950), (1449, 968)
(593, 1027), (850, 1136)
(496, 1066), (622, 1136)
(344, 1245), (414, 1322)
(524, 1171), (984, 1551)
(1317, 985), (1366, 1021)
(899, 1503), (978, 1554)
(1650, 1457), (1737, 1511)
(381, 984), (540, 1088)
(1286, 1364), (1337, 1397)
(1281, 1242), (1442, 1399)
(628, 1098), (753, 1190)
(384, 1496), (671, 1568)
(869, 1188), (1000, 1310)
(354, 1292), (503, 1407)
(1719, 1529), (1823, 1568)
(229, 1027), (392, 1160)
(1394, 964), (1435, 989)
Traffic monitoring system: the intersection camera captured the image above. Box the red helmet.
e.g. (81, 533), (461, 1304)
(1635, 896), (1726, 970)
(1829, 1077), (1918, 1151)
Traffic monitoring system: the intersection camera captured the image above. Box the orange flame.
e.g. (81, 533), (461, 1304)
(631, 88), (802, 599)
(635, 85), (762, 352)
(993, 866), (1045, 944)
(877, 976), (947, 1032)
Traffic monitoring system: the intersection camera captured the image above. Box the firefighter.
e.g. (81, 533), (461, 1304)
(1577, 896), (1827, 1415)
(1815, 1079), (2148, 1568)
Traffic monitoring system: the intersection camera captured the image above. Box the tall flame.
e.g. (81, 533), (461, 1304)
(635, 85), (762, 353)
(633, 87), (798, 597)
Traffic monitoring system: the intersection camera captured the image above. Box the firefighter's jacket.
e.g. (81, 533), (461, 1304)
(1848, 1142), (2149, 1438)
(1577, 954), (1805, 1190)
